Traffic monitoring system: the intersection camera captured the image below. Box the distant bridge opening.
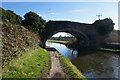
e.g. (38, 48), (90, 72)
(46, 32), (77, 45)
(48, 32), (77, 42)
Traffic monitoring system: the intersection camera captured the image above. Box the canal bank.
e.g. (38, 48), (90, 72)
(47, 51), (87, 79)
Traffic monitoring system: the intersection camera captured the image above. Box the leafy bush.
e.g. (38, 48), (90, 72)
(2, 22), (40, 67)
(93, 18), (114, 35)
(22, 11), (45, 33)
(1, 8), (44, 67)
(1, 7), (22, 24)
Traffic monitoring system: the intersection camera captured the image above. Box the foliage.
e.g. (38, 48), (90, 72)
(1, 7), (46, 33)
(2, 22), (40, 67)
(2, 48), (51, 78)
(59, 54), (87, 79)
(104, 30), (120, 43)
(47, 39), (68, 44)
(93, 18), (114, 35)
(22, 11), (45, 33)
(1, 7), (22, 24)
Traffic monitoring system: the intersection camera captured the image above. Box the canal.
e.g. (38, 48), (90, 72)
(46, 41), (120, 79)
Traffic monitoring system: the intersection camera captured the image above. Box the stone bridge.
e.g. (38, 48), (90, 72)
(41, 18), (114, 49)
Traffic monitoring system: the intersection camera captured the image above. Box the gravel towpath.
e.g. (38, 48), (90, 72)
(47, 51), (65, 78)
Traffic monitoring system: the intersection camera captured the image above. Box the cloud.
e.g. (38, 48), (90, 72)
(47, 9), (88, 15)
(52, 32), (73, 37)
(43, 12), (58, 16)
(50, 12), (55, 15)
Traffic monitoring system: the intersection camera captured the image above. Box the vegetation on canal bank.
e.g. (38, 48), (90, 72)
(59, 54), (87, 80)
(2, 48), (51, 78)
(2, 22), (41, 67)
(100, 48), (120, 52)
(47, 39), (68, 44)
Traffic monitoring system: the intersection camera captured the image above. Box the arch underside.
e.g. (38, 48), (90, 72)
(42, 28), (90, 48)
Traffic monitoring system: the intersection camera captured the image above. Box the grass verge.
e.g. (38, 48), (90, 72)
(59, 54), (87, 80)
(47, 39), (68, 44)
(2, 48), (51, 78)
(100, 48), (120, 52)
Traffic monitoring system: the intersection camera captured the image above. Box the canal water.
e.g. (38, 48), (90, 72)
(46, 42), (120, 79)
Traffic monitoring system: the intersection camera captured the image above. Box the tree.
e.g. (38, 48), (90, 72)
(22, 11), (45, 33)
(1, 8), (22, 24)
(93, 18), (114, 35)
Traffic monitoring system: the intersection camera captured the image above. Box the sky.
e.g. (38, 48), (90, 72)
(1, 2), (119, 37)
(1, 0), (119, 2)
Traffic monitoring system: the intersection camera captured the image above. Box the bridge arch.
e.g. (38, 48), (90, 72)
(47, 28), (89, 48)
(41, 21), (90, 48)
(41, 19), (114, 49)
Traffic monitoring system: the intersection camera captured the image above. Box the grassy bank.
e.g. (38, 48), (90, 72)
(100, 48), (120, 52)
(47, 39), (68, 44)
(59, 55), (87, 80)
(2, 48), (51, 78)
(2, 22), (40, 67)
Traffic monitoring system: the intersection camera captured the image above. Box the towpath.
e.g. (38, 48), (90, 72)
(47, 51), (65, 78)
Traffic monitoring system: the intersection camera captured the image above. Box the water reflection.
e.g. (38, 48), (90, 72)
(46, 42), (78, 59)
(72, 52), (119, 78)
(46, 41), (119, 78)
